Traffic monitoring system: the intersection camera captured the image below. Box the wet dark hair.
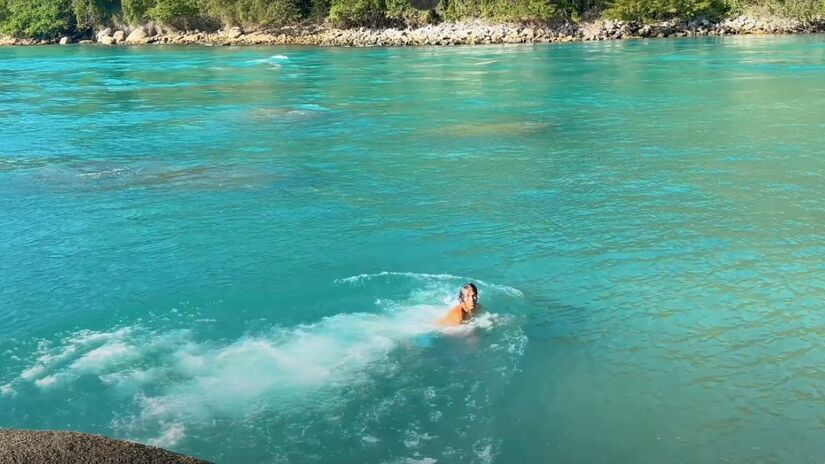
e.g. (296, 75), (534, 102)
(457, 282), (478, 302)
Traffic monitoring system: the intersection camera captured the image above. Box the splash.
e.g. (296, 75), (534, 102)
(9, 301), (505, 446)
(336, 271), (524, 297)
(5, 274), (526, 457)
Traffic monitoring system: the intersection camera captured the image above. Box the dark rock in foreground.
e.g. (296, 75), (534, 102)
(0, 429), (212, 464)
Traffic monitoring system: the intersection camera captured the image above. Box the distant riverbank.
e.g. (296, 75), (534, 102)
(2, 16), (824, 47)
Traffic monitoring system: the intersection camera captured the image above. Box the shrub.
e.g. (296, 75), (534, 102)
(443, 0), (561, 22)
(384, 0), (435, 25)
(328, 0), (386, 26)
(147, 0), (200, 28)
(729, 0), (825, 19)
(122, 0), (156, 23)
(0, 0), (72, 37)
(235, 0), (301, 27)
(71, 0), (116, 30)
(442, 0), (480, 19)
(202, 0), (303, 27)
(485, 0), (557, 21)
(604, 0), (728, 20)
(309, 0), (329, 19)
(0, 0), (9, 23)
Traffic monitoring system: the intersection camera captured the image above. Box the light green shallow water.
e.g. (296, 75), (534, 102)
(1, 35), (824, 463)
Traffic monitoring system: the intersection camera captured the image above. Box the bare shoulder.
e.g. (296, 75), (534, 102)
(437, 304), (463, 327)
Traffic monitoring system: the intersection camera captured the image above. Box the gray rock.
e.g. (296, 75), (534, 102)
(113, 30), (125, 41)
(143, 23), (157, 36)
(96, 28), (112, 40)
(125, 27), (148, 43)
(59, 36), (71, 44)
(99, 36), (115, 45)
(228, 27), (243, 39)
(0, 429), (212, 464)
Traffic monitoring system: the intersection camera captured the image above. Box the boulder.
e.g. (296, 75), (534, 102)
(96, 28), (112, 40)
(125, 26), (149, 43)
(59, 36), (71, 44)
(228, 27), (243, 39)
(113, 30), (125, 41)
(99, 35), (115, 45)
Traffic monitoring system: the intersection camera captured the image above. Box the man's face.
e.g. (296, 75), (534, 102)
(460, 287), (478, 312)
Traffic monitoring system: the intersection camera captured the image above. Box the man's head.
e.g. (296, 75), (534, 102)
(458, 283), (478, 313)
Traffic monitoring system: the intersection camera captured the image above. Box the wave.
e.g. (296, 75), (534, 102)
(77, 167), (141, 180)
(245, 54), (290, 66)
(336, 271), (524, 297)
(293, 103), (328, 112)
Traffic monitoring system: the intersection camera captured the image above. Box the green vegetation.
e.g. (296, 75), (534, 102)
(442, 0), (561, 21)
(1, 0), (72, 37)
(0, 0), (822, 39)
(604, 0), (728, 21)
(729, 0), (825, 19)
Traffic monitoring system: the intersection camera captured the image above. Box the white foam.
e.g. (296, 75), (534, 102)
(70, 343), (135, 372)
(11, 292), (522, 455)
(293, 103), (328, 112)
(133, 304), (450, 424)
(22, 303), (489, 440)
(336, 272), (523, 297)
(17, 327), (183, 389)
(1, 384), (15, 396)
(20, 343), (79, 380)
(247, 54), (289, 65)
(148, 422), (186, 448)
(20, 365), (45, 380)
(77, 167), (139, 180)
(35, 375), (57, 387)
(473, 440), (495, 464)
(436, 313), (499, 337)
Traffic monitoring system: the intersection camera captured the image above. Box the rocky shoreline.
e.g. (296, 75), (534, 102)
(0, 429), (211, 464)
(1, 16), (824, 47)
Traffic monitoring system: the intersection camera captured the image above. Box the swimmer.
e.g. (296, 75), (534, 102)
(437, 283), (479, 327)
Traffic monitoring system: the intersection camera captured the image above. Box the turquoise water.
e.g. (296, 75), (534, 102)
(1, 35), (824, 463)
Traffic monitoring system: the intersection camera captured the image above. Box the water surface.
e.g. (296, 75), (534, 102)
(1, 36), (825, 463)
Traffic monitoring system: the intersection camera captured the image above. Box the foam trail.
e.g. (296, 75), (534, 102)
(10, 302), (505, 446)
(136, 304), (481, 419)
(8, 282), (520, 450)
(336, 271), (524, 297)
(129, 306), (507, 445)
